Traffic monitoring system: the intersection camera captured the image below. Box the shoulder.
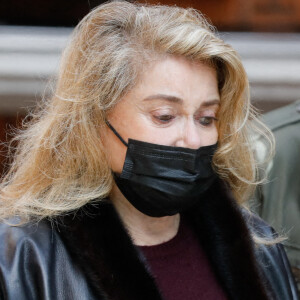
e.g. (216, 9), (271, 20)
(0, 220), (56, 298)
(241, 210), (299, 300)
(253, 100), (300, 164)
(262, 100), (300, 131)
(241, 208), (275, 237)
(0, 219), (58, 267)
(0, 219), (94, 300)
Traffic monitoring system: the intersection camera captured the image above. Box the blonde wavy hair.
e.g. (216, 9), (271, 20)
(0, 1), (273, 222)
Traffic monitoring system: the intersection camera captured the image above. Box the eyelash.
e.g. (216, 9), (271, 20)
(154, 115), (175, 122)
(154, 115), (218, 126)
(198, 116), (218, 126)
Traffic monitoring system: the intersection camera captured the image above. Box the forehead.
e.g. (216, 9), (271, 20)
(128, 56), (220, 107)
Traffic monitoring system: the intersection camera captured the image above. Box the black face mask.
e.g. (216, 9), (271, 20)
(106, 121), (218, 217)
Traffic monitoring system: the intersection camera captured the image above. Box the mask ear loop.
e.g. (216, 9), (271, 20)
(105, 120), (128, 147)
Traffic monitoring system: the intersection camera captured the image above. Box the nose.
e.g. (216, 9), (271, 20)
(175, 119), (202, 149)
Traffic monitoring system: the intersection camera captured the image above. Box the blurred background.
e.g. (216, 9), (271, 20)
(1, 0), (300, 175)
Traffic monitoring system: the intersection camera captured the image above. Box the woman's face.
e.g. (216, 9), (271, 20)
(104, 56), (220, 174)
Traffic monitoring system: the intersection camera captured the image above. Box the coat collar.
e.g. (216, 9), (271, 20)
(58, 179), (271, 300)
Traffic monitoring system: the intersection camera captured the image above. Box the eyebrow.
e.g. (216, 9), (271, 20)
(143, 94), (220, 107)
(143, 94), (183, 103)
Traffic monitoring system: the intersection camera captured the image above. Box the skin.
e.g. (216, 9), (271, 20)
(103, 56), (220, 246)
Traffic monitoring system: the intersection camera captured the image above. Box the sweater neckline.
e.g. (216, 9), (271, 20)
(138, 216), (190, 259)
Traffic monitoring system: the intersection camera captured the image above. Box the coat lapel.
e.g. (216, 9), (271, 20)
(185, 179), (272, 300)
(58, 179), (271, 300)
(58, 201), (163, 300)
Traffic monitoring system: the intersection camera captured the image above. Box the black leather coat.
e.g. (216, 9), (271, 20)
(0, 180), (298, 300)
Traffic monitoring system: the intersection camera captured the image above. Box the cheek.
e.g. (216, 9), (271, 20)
(211, 130), (219, 144)
(134, 125), (180, 146)
(110, 146), (127, 174)
(140, 129), (175, 145)
(199, 126), (219, 147)
(102, 129), (127, 174)
(208, 126), (219, 144)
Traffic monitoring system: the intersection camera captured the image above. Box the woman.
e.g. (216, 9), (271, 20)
(0, 2), (297, 299)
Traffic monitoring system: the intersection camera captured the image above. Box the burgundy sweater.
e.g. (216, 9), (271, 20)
(139, 218), (228, 300)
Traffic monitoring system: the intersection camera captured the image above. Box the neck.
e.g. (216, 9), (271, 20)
(110, 184), (180, 246)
